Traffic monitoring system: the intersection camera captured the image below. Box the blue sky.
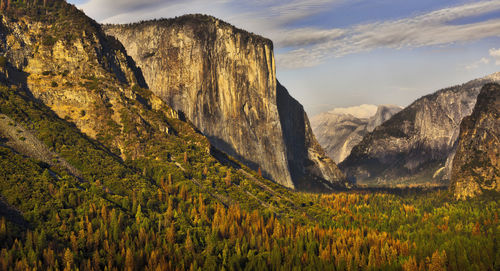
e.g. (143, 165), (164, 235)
(69, 0), (500, 115)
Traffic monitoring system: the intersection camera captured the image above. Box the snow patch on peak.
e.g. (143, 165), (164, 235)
(327, 104), (378, 119)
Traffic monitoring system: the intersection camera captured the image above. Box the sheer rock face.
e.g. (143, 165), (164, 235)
(340, 73), (500, 187)
(276, 82), (345, 190)
(104, 16), (345, 189)
(311, 105), (401, 163)
(451, 83), (500, 199)
(366, 105), (403, 133)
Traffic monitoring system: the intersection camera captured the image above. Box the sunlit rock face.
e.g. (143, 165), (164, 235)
(451, 83), (500, 199)
(104, 15), (345, 190)
(311, 104), (401, 164)
(340, 73), (500, 187)
(0, 10), (160, 145)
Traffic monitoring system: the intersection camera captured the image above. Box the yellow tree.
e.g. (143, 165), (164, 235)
(225, 171), (231, 186)
(185, 231), (194, 253)
(167, 223), (175, 244)
(428, 250), (446, 271)
(125, 248), (134, 271)
(402, 256), (418, 271)
(63, 248), (73, 271)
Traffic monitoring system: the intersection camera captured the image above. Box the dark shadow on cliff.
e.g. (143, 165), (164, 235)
(276, 81), (307, 184)
(276, 80), (344, 192)
(209, 145), (241, 170)
(105, 34), (149, 89)
(207, 135), (274, 178)
(0, 63), (133, 182)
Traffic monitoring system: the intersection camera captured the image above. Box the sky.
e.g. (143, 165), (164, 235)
(68, 0), (500, 115)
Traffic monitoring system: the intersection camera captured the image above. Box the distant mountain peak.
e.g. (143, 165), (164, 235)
(311, 104), (402, 163)
(340, 72), (500, 187)
(326, 104), (378, 119)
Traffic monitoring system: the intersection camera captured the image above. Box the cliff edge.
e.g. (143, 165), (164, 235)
(104, 15), (345, 189)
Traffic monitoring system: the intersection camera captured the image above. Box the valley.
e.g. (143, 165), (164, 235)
(0, 1), (498, 270)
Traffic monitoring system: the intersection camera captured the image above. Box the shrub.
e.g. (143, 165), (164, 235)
(42, 35), (57, 47)
(0, 56), (7, 69)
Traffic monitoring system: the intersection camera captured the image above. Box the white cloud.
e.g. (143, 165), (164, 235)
(79, 0), (176, 22)
(277, 1), (500, 68)
(78, 0), (345, 26)
(273, 28), (345, 48)
(465, 57), (490, 70)
(489, 48), (500, 65)
(76, 0), (348, 50)
(75, 0), (500, 69)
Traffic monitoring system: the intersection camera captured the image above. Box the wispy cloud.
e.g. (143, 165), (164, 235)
(75, 0), (500, 69)
(277, 1), (500, 68)
(489, 48), (500, 65)
(79, 0), (344, 26)
(465, 57), (490, 70)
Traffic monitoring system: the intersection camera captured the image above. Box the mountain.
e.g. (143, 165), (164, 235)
(0, 2), (498, 271)
(0, 1), (350, 268)
(0, 0), (223, 195)
(451, 83), (500, 199)
(103, 16), (345, 190)
(0, 0), (333, 225)
(366, 105), (404, 132)
(340, 73), (500, 187)
(311, 104), (402, 163)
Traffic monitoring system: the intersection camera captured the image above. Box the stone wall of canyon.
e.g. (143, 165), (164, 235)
(104, 15), (345, 189)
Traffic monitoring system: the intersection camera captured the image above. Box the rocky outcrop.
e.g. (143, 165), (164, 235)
(366, 105), (403, 132)
(104, 15), (345, 189)
(340, 73), (500, 187)
(0, 1), (185, 163)
(451, 83), (500, 199)
(311, 105), (401, 163)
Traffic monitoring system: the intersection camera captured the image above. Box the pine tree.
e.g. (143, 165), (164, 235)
(185, 232), (194, 253)
(136, 204), (143, 224)
(428, 250), (446, 271)
(225, 171), (231, 186)
(167, 223), (175, 244)
(63, 248), (73, 271)
(403, 256), (418, 271)
(125, 248), (134, 271)
(70, 232), (78, 252)
(0, 217), (6, 239)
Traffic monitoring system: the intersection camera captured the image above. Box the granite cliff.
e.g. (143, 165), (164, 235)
(0, 1), (185, 163)
(451, 83), (500, 199)
(104, 16), (345, 190)
(340, 73), (500, 187)
(0, 0), (227, 198)
(311, 105), (401, 163)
